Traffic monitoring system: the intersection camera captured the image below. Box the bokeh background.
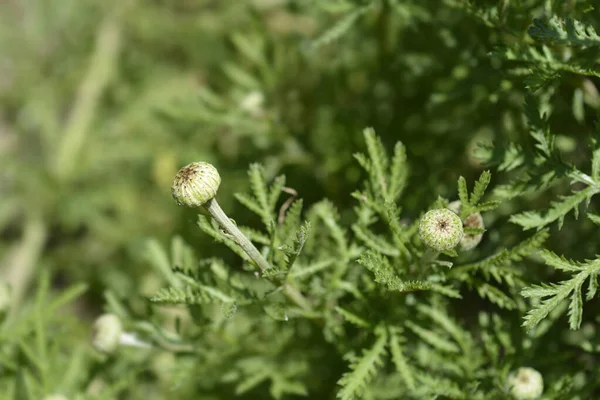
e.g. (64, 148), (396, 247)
(1, 0), (599, 398)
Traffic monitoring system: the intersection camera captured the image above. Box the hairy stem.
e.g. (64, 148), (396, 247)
(204, 198), (312, 312)
(205, 198), (271, 272)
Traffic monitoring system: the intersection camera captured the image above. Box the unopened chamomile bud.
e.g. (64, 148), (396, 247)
(92, 314), (122, 354)
(171, 162), (221, 208)
(448, 200), (484, 251)
(508, 367), (544, 399)
(419, 208), (464, 251)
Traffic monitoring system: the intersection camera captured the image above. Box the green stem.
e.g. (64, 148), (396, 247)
(204, 198), (312, 312)
(53, 5), (128, 181)
(205, 198), (270, 272)
(1, 214), (47, 316)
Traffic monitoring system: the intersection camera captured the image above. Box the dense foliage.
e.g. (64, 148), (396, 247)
(1, 0), (600, 399)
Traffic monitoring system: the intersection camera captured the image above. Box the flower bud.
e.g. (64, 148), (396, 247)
(447, 200), (484, 251)
(419, 208), (464, 251)
(508, 367), (543, 399)
(92, 314), (122, 354)
(171, 162), (221, 208)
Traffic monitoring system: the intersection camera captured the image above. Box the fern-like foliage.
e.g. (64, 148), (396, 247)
(522, 250), (600, 331)
(359, 251), (460, 298)
(509, 142), (600, 230)
(312, 3), (376, 48)
(529, 17), (600, 47)
(452, 229), (549, 309)
(457, 170), (500, 219)
(337, 325), (388, 400)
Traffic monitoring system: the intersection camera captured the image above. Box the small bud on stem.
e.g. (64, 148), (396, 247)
(508, 367), (543, 399)
(419, 208), (464, 251)
(171, 162), (311, 312)
(92, 314), (150, 354)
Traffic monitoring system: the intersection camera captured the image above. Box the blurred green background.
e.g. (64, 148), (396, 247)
(1, 0), (599, 398)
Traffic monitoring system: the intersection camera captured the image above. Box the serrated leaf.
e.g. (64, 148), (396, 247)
(388, 328), (416, 391)
(337, 327), (387, 400)
(352, 224), (400, 257)
(267, 175), (286, 211)
(404, 321), (459, 353)
(539, 249), (584, 272)
(521, 283), (560, 298)
(586, 271), (598, 301)
(470, 170), (491, 207)
(264, 302), (288, 321)
(389, 142), (408, 200)
(568, 284), (583, 330)
(522, 288), (571, 332)
(588, 212), (600, 225)
(313, 4), (372, 49)
(457, 176), (469, 207)
(335, 307), (371, 328)
(592, 146), (600, 182)
(510, 186), (597, 230)
(529, 17), (600, 47)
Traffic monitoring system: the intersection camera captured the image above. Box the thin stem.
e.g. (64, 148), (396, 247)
(204, 197), (312, 312)
(53, 3), (129, 181)
(204, 198), (270, 272)
(1, 213), (47, 317)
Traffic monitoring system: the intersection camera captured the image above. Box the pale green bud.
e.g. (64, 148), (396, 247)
(91, 314), (122, 354)
(508, 367), (543, 399)
(447, 200), (484, 251)
(171, 162), (221, 207)
(419, 208), (464, 251)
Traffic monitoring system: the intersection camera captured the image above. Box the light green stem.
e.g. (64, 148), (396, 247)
(204, 198), (311, 312)
(1, 214), (47, 316)
(205, 198), (271, 272)
(53, 5), (128, 181)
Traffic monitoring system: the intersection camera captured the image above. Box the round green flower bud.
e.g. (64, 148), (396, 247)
(419, 208), (464, 251)
(171, 162), (221, 207)
(508, 367), (543, 399)
(92, 314), (122, 354)
(448, 200), (484, 251)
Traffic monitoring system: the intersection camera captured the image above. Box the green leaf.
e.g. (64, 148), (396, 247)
(264, 302), (288, 321)
(568, 284), (583, 330)
(510, 186), (598, 230)
(521, 251), (600, 331)
(335, 307), (371, 328)
(268, 175), (286, 211)
(588, 212), (600, 225)
(283, 221), (311, 270)
(313, 4), (373, 48)
(389, 142), (409, 200)
(592, 146), (600, 182)
(248, 163), (272, 228)
(540, 249), (584, 272)
(363, 127), (390, 200)
(388, 327), (416, 391)
(457, 176), (469, 207)
(352, 224), (400, 257)
(337, 326), (388, 400)
(470, 170), (491, 207)
(404, 321), (459, 353)
(529, 17), (600, 47)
